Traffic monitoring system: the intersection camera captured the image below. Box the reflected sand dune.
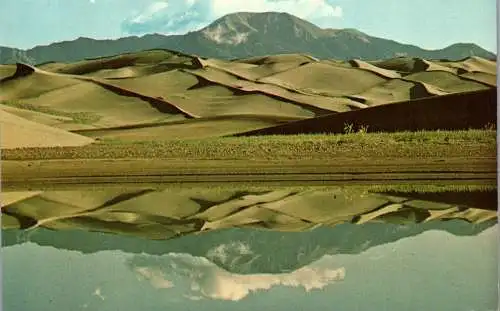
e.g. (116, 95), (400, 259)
(2, 186), (496, 241)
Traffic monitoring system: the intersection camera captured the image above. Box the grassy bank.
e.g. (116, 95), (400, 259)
(48, 183), (492, 193)
(1, 130), (496, 160)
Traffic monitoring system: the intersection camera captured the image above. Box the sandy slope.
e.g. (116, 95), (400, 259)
(0, 50), (496, 142)
(0, 103), (73, 126)
(0, 110), (94, 149)
(0, 65), (17, 79)
(258, 62), (387, 96)
(436, 56), (497, 75)
(1, 191), (42, 207)
(72, 115), (301, 141)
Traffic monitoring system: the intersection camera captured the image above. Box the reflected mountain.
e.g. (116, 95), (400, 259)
(2, 219), (495, 275)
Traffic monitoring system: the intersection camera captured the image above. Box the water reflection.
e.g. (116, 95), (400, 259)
(2, 186), (498, 310)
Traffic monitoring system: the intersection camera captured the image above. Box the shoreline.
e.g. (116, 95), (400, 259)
(2, 157), (496, 191)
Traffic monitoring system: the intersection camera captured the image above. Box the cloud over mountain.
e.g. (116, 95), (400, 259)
(121, 0), (343, 35)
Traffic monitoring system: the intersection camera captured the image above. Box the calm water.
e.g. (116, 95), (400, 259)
(2, 186), (498, 311)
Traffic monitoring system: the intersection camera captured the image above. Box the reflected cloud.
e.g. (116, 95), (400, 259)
(128, 253), (345, 301)
(135, 267), (174, 289)
(184, 294), (204, 301)
(92, 287), (105, 300)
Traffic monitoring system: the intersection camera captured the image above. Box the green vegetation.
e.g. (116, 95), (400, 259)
(343, 122), (355, 134)
(102, 129), (496, 144)
(78, 183), (494, 194)
(484, 122), (497, 131)
(343, 122), (369, 134)
(2, 129), (495, 160)
(1, 100), (101, 124)
(361, 183), (496, 193)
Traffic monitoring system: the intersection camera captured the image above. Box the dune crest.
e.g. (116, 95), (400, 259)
(348, 59), (402, 79)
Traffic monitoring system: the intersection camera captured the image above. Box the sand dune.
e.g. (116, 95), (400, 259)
(369, 57), (455, 74)
(0, 68), (80, 101)
(460, 72), (497, 86)
(21, 82), (187, 128)
(258, 62), (387, 96)
(44, 49), (195, 75)
(0, 65), (17, 79)
(0, 110), (94, 149)
(351, 79), (447, 106)
(108, 69), (321, 118)
(0, 50), (496, 142)
(437, 56), (497, 75)
(182, 67), (353, 114)
(0, 103), (73, 126)
(237, 54), (316, 65)
(405, 71), (490, 93)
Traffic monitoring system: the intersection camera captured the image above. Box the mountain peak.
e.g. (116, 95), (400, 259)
(199, 11), (326, 45)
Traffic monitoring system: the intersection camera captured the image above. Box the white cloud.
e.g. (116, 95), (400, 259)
(184, 294), (204, 300)
(129, 252), (345, 301)
(210, 0), (343, 19)
(130, 2), (170, 24)
(121, 0), (343, 35)
(92, 287), (105, 300)
(89, 0), (95, 3)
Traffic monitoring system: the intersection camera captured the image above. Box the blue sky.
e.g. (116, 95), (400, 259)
(1, 0), (497, 52)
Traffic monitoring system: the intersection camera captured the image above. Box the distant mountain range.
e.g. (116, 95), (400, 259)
(0, 12), (496, 65)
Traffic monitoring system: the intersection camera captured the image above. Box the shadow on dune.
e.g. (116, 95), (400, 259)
(0, 63), (35, 82)
(375, 190), (498, 211)
(408, 83), (437, 99)
(84, 80), (197, 118)
(235, 88), (497, 136)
